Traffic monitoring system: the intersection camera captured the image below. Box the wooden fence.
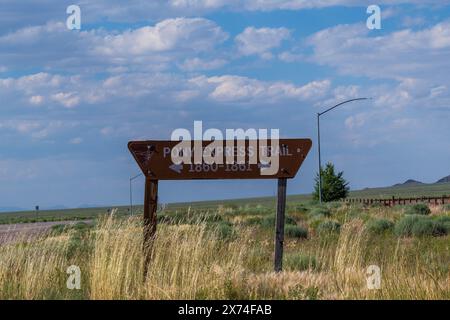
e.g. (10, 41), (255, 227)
(344, 195), (450, 207)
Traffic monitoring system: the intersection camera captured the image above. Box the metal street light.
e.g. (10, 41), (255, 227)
(130, 173), (143, 215)
(317, 98), (371, 203)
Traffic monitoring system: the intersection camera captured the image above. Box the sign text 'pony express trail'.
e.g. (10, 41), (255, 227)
(128, 139), (312, 180)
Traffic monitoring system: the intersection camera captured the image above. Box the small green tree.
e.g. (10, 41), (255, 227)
(313, 162), (349, 202)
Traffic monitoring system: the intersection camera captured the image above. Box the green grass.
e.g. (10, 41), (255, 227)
(1, 196), (449, 299)
(285, 254), (318, 271)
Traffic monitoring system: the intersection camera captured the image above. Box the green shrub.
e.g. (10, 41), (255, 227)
(285, 215), (297, 225)
(260, 216), (275, 229)
(366, 219), (394, 234)
(50, 224), (67, 235)
(285, 225), (308, 239)
(405, 204), (431, 215)
(215, 221), (235, 240)
(203, 213), (224, 223)
(225, 204), (238, 210)
(316, 220), (341, 234)
(50, 222), (91, 236)
(261, 215), (296, 229)
(443, 204), (450, 212)
(347, 210), (370, 221)
(395, 215), (424, 237)
(434, 216), (450, 233)
(66, 231), (94, 259)
(289, 203), (309, 213)
(412, 219), (447, 237)
(285, 254), (318, 271)
(370, 202), (384, 208)
(243, 216), (264, 226)
(236, 206), (273, 216)
(308, 207), (331, 218)
(308, 215), (325, 230)
(395, 215), (447, 237)
(326, 202), (342, 209)
(73, 222), (90, 231)
(306, 199), (319, 206)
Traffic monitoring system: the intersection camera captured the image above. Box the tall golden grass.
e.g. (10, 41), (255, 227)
(0, 214), (448, 299)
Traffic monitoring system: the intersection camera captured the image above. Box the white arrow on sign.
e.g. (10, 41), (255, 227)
(169, 164), (183, 173)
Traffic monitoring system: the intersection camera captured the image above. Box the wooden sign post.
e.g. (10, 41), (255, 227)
(275, 178), (287, 272)
(128, 139), (312, 276)
(143, 178), (158, 278)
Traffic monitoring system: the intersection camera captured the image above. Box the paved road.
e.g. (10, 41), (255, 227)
(0, 220), (90, 244)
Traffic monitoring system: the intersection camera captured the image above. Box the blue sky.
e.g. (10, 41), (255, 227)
(0, 0), (449, 209)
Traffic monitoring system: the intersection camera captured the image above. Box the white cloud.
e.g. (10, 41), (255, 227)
(235, 27), (291, 58)
(0, 72), (87, 109)
(100, 73), (179, 99)
(189, 75), (330, 102)
(29, 95), (44, 106)
(51, 92), (80, 108)
(169, 0), (232, 10)
(278, 51), (303, 62)
(0, 19), (228, 73)
(307, 22), (450, 82)
(401, 16), (426, 27)
(252, 0), (450, 10)
(0, 120), (40, 134)
(391, 117), (417, 128)
(168, 0), (450, 11)
(179, 58), (227, 71)
(0, 21), (65, 44)
(0, 70), (330, 108)
(306, 21), (450, 113)
(332, 85), (362, 101)
(100, 127), (114, 136)
(175, 90), (201, 102)
(345, 113), (369, 129)
(2, 1), (449, 34)
(430, 85), (447, 98)
(0, 72), (63, 93)
(94, 18), (228, 56)
(0, 71), (186, 110)
(0, 120), (71, 141)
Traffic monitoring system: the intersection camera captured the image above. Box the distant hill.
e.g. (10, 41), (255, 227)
(391, 174), (450, 187)
(436, 175), (450, 183)
(393, 179), (425, 187)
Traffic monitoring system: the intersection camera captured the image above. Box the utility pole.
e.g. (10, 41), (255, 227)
(317, 113), (322, 203)
(317, 98), (370, 203)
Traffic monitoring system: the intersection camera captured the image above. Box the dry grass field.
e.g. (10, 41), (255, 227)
(0, 202), (449, 300)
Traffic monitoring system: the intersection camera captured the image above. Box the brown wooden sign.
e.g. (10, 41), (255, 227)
(128, 137), (312, 275)
(128, 139), (312, 180)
